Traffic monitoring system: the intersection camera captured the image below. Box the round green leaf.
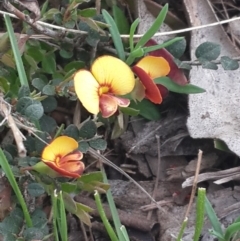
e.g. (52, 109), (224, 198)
(89, 139), (107, 150)
(27, 183), (45, 197)
(39, 115), (57, 133)
(23, 227), (44, 241)
(31, 209), (48, 228)
(25, 103), (44, 120)
(220, 56), (239, 70)
(195, 42), (221, 61)
(32, 78), (47, 91)
(78, 141), (89, 153)
(18, 86), (30, 98)
(60, 49), (73, 59)
(154, 77), (206, 94)
(16, 97), (36, 114)
(165, 38), (186, 58)
(79, 120), (97, 139)
(64, 124), (79, 140)
(41, 96), (57, 112)
(42, 84), (56, 96)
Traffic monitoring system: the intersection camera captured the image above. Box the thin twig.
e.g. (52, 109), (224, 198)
(147, 135), (161, 220)
(184, 149), (203, 219)
(182, 56), (240, 66)
(87, 147), (166, 213)
(1, 8), (240, 39)
(0, 94), (27, 157)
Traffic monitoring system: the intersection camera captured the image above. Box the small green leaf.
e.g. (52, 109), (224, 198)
(41, 96), (57, 112)
(78, 8), (96, 18)
(39, 115), (57, 133)
(41, 53), (56, 74)
(195, 42), (221, 61)
(27, 183), (45, 197)
(23, 227), (44, 241)
(154, 77), (206, 94)
(0, 77), (10, 93)
(59, 49), (73, 59)
(64, 124), (79, 140)
(78, 141), (89, 153)
(165, 38), (186, 58)
(135, 4), (168, 49)
(25, 103), (44, 120)
(32, 78), (47, 91)
(112, 5), (130, 34)
(18, 85), (30, 98)
(89, 139), (107, 150)
(64, 61), (85, 72)
(42, 84), (56, 96)
(130, 99), (161, 121)
(119, 106), (139, 116)
(31, 209), (48, 228)
(75, 203), (93, 226)
(78, 171), (103, 183)
(79, 120), (97, 139)
(102, 9), (125, 61)
(220, 56), (239, 70)
(214, 139), (232, 153)
(86, 28), (100, 47)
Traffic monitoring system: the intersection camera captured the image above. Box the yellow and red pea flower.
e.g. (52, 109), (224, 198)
(132, 56), (170, 104)
(74, 55), (135, 118)
(41, 136), (85, 178)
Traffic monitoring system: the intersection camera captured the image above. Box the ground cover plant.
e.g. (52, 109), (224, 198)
(1, 0), (240, 240)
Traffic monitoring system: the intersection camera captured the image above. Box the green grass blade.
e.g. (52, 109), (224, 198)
(4, 15), (29, 88)
(100, 166), (126, 241)
(224, 222), (240, 241)
(58, 191), (68, 241)
(135, 4), (168, 49)
(102, 9), (125, 61)
(51, 190), (60, 241)
(129, 18), (140, 52)
(143, 37), (184, 54)
(120, 226), (130, 241)
(205, 196), (224, 238)
(193, 188), (206, 241)
(0, 148), (32, 227)
(176, 217), (188, 241)
(126, 47), (144, 65)
(94, 190), (118, 241)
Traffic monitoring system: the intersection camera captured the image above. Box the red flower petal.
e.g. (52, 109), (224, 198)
(99, 94), (118, 118)
(132, 65), (162, 104)
(43, 160), (84, 178)
(146, 39), (188, 85)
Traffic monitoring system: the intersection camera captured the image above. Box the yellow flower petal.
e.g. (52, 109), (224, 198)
(42, 136), (78, 161)
(91, 55), (135, 95)
(135, 56), (170, 79)
(74, 70), (100, 115)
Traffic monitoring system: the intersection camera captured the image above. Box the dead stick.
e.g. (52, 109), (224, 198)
(0, 95), (26, 157)
(184, 149), (203, 218)
(147, 135), (161, 220)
